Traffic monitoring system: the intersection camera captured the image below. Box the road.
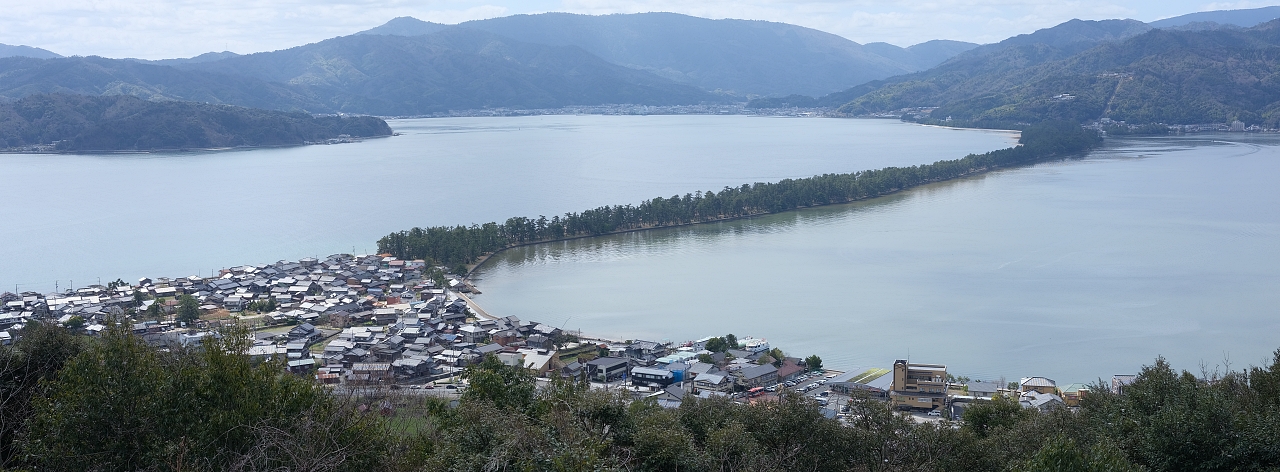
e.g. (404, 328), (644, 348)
(452, 290), (496, 320)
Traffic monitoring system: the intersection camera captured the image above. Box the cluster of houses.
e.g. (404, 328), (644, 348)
(0, 254), (817, 408)
(1089, 117), (1270, 134)
(574, 336), (807, 390)
(1, 253), (1146, 417)
(0, 253), (450, 343)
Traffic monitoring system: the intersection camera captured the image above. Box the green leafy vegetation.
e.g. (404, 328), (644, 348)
(176, 294), (200, 325)
(246, 298), (277, 313)
(19, 323), (387, 471)
(3, 323), (1279, 470)
(378, 121), (1100, 267)
(0, 93), (392, 151)
(804, 355), (823, 371)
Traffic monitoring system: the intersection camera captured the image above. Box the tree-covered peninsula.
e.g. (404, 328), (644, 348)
(378, 121), (1100, 269)
(0, 93), (392, 151)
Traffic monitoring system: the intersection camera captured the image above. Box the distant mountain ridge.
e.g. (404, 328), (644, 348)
(10, 7), (1280, 120)
(825, 19), (1156, 113)
(357, 13), (979, 97)
(360, 17), (451, 36)
(0, 55), (327, 112)
(1151, 6), (1280, 29)
(0, 43), (60, 59)
(751, 19), (1154, 109)
(0, 30), (722, 115)
(833, 18), (1280, 127)
(0, 12), (984, 113)
(863, 40), (982, 70)
(144, 51), (243, 66)
(177, 29), (721, 115)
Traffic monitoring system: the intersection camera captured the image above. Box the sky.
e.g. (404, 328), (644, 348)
(0, 0), (1276, 59)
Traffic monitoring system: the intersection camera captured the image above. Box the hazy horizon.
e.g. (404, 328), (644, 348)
(1, 1), (1273, 60)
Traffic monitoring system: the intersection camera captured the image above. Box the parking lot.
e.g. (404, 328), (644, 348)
(762, 371), (839, 403)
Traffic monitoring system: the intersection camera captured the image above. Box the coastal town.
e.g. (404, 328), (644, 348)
(0, 253), (1134, 422)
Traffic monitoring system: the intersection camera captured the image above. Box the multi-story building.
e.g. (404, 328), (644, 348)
(888, 360), (947, 410)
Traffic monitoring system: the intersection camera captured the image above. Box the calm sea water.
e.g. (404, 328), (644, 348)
(471, 134), (1280, 383)
(0, 116), (1014, 291)
(6, 116), (1273, 383)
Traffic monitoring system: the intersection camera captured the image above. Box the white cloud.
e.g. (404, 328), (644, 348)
(0, 0), (1259, 57)
(1201, 0), (1274, 10)
(0, 0), (512, 59)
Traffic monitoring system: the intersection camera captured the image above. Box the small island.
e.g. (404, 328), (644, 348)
(0, 93), (392, 152)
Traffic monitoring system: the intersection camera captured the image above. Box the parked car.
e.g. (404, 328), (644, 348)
(927, 410), (941, 416)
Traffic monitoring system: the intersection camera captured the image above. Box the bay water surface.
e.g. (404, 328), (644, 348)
(3, 115), (1275, 382)
(0, 115), (1013, 289)
(471, 133), (1280, 382)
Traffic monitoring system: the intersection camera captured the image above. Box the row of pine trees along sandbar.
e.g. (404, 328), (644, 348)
(1, 321), (1279, 470)
(377, 121), (1102, 270)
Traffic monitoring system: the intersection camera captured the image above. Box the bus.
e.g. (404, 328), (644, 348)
(748, 387), (766, 398)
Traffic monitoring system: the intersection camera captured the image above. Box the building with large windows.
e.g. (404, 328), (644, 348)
(888, 360), (947, 411)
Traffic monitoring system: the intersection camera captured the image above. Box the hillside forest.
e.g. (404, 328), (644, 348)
(2, 322), (1278, 471)
(0, 94), (392, 151)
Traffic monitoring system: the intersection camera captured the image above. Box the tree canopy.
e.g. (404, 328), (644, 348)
(379, 122), (1100, 267)
(0, 93), (391, 151)
(1, 325), (1278, 470)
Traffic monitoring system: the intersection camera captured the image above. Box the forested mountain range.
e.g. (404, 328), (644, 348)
(833, 19), (1280, 127)
(0, 44), (60, 59)
(825, 19), (1155, 114)
(358, 13), (979, 97)
(0, 94), (391, 151)
(4, 7), (1280, 120)
(176, 28), (721, 115)
(0, 56), (326, 112)
(0, 12), (983, 116)
(0, 29), (721, 115)
(749, 19), (1154, 109)
(1150, 5), (1280, 29)
(141, 51), (242, 66)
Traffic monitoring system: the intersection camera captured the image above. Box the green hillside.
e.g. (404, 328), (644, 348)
(838, 19), (1280, 127)
(360, 13), (978, 97)
(0, 29), (724, 116)
(0, 94), (391, 151)
(182, 29), (722, 115)
(0, 55), (327, 112)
